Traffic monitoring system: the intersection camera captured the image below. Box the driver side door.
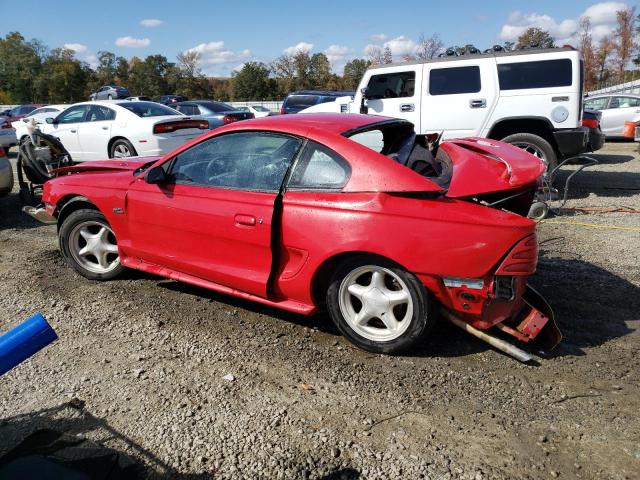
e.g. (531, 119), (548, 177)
(42, 105), (89, 160)
(125, 131), (302, 297)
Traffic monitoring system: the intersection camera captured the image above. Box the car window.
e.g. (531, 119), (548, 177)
(498, 59), (572, 90)
(429, 66), (481, 95)
(236, 106), (249, 112)
(609, 96), (640, 109)
(120, 101), (180, 117)
(288, 141), (350, 190)
(57, 105), (89, 124)
(87, 105), (116, 121)
(584, 97), (609, 110)
(366, 71), (416, 99)
(169, 132), (302, 191)
(252, 106), (270, 112)
(176, 104), (197, 116)
(349, 130), (385, 152)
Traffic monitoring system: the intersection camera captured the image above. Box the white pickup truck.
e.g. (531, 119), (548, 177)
(302, 47), (591, 170)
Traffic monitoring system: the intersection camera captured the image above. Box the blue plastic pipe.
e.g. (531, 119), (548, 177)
(0, 313), (58, 376)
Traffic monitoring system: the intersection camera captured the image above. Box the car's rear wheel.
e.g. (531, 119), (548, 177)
(326, 257), (433, 354)
(109, 139), (137, 159)
(107, 94), (113, 100)
(59, 209), (125, 280)
(502, 133), (558, 173)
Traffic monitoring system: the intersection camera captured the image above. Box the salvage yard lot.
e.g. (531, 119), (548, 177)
(0, 143), (638, 479)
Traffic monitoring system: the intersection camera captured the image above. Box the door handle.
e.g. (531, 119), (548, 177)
(70, 129), (77, 133)
(469, 99), (486, 108)
(234, 214), (256, 227)
(400, 103), (415, 112)
(102, 126), (109, 130)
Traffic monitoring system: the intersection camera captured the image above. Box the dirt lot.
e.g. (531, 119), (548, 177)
(0, 143), (638, 479)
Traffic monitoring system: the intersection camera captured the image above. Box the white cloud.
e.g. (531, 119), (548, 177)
(64, 43), (87, 53)
(283, 42), (314, 56)
(140, 18), (163, 27)
(115, 36), (150, 48)
(499, 2), (629, 45)
(369, 33), (387, 42)
(63, 43), (98, 68)
(324, 44), (350, 63)
(184, 41), (252, 75)
(383, 35), (417, 56)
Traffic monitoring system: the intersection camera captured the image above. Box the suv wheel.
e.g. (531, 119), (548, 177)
(59, 209), (125, 280)
(326, 257), (434, 354)
(502, 133), (558, 173)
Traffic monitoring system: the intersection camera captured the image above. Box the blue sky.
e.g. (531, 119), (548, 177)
(0, 1), (630, 76)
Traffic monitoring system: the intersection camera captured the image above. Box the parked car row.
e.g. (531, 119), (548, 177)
(584, 93), (640, 138)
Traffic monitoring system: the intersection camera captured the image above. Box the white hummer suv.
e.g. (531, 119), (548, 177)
(303, 47), (590, 170)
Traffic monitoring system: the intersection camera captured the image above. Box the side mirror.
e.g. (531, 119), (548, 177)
(145, 165), (167, 184)
(45, 117), (55, 124)
(360, 87), (370, 100)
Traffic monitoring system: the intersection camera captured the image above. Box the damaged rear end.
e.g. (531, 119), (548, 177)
(435, 138), (561, 358)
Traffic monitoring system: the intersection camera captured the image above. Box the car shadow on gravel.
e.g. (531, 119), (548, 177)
(157, 280), (340, 336)
(0, 401), (362, 479)
(0, 192), (44, 231)
(552, 169), (640, 199)
(584, 153), (634, 165)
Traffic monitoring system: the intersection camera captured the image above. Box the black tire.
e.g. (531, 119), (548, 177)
(326, 256), (434, 354)
(109, 138), (137, 159)
(107, 94), (113, 100)
(59, 209), (125, 280)
(501, 132), (558, 173)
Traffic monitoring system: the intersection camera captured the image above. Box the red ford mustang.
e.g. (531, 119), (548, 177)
(35, 113), (560, 354)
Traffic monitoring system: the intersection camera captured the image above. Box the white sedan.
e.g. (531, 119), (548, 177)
(38, 101), (209, 161)
(235, 105), (273, 118)
(12, 105), (68, 143)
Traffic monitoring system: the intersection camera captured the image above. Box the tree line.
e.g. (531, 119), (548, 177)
(2, 13), (639, 105)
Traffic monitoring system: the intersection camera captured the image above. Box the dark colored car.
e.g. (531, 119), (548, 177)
(173, 101), (254, 129)
(281, 90), (355, 114)
(156, 95), (188, 105)
(90, 86), (130, 101)
(1, 104), (44, 123)
(582, 109), (605, 152)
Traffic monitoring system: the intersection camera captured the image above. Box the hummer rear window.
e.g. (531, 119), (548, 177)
(498, 59), (572, 90)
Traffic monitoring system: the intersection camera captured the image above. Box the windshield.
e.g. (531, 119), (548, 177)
(252, 105), (270, 112)
(120, 101), (181, 117)
(286, 95), (319, 108)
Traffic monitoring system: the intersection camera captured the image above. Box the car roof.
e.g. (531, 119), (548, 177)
(214, 113), (396, 136)
(288, 90), (355, 96)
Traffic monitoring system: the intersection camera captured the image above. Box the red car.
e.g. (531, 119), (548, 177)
(34, 114), (560, 354)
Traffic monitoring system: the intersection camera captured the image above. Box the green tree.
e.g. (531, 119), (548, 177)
(0, 32), (43, 102)
(171, 51), (208, 98)
(516, 28), (555, 49)
(39, 48), (91, 102)
(309, 53), (332, 88)
(343, 59), (371, 90)
(232, 62), (276, 100)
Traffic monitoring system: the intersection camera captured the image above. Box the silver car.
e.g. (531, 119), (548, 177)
(0, 146), (14, 197)
(584, 94), (640, 137)
(0, 118), (17, 147)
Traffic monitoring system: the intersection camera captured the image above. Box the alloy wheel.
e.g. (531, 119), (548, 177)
(68, 221), (120, 274)
(338, 265), (413, 342)
(511, 141), (548, 164)
(113, 144), (132, 158)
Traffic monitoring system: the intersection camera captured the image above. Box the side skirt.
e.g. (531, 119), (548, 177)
(120, 256), (317, 316)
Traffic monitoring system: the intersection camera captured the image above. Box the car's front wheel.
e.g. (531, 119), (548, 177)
(109, 139), (137, 159)
(59, 209), (125, 280)
(326, 257), (434, 354)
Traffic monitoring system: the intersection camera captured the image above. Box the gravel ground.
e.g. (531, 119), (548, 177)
(0, 143), (638, 480)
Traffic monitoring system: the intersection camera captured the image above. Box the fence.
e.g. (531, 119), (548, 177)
(588, 79), (640, 96)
